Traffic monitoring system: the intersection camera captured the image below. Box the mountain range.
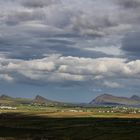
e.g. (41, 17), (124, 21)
(90, 94), (140, 106)
(0, 94), (140, 107)
(0, 94), (59, 106)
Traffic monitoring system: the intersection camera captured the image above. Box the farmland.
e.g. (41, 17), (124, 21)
(0, 105), (140, 140)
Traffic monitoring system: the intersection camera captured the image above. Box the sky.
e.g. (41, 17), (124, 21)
(0, 0), (140, 103)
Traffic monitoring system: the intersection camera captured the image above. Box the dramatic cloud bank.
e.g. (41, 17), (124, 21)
(0, 0), (140, 99)
(0, 55), (140, 89)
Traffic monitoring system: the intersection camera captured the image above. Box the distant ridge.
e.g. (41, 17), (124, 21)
(0, 94), (32, 105)
(0, 94), (62, 106)
(0, 94), (13, 100)
(0, 94), (140, 107)
(34, 95), (54, 104)
(90, 94), (140, 106)
(33, 95), (66, 106)
(130, 95), (140, 101)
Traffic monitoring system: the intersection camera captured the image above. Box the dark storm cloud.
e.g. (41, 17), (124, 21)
(47, 44), (110, 58)
(5, 10), (45, 26)
(71, 13), (118, 37)
(118, 0), (140, 9)
(0, 0), (138, 60)
(122, 32), (140, 58)
(21, 0), (61, 8)
(0, 33), (109, 60)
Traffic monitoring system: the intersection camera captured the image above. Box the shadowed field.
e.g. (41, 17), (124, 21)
(0, 112), (139, 140)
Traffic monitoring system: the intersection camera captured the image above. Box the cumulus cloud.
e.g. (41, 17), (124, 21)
(0, 55), (139, 88)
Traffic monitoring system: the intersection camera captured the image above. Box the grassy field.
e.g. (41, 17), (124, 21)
(0, 106), (139, 140)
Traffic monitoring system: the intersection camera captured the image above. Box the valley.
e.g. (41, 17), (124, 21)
(0, 94), (140, 139)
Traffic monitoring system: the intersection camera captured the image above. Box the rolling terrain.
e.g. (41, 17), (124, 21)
(33, 94), (140, 107)
(0, 94), (140, 107)
(0, 94), (140, 139)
